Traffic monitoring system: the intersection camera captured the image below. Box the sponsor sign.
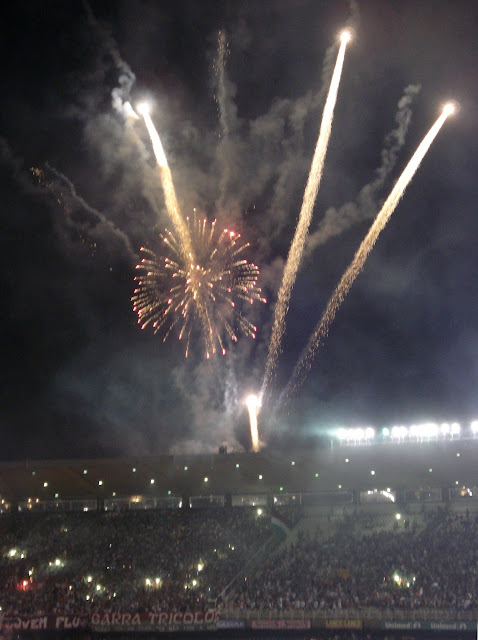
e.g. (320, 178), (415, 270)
(325, 618), (362, 629)
(0, 616), (87, 632)
(381, 620), (476, 631)
(250, 619), (311, 630)
(90, 610), (219, 631)
(216, 619), (246, 629)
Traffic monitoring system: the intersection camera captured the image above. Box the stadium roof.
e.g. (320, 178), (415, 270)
(0, 438), (477, 501)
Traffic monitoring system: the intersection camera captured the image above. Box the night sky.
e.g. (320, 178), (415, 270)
(1, 0), (477, 460)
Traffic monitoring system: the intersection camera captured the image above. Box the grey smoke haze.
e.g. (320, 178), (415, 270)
(43, 163), (138, 263)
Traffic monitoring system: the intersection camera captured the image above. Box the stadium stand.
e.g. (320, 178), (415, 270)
(1, 445), (478, 637)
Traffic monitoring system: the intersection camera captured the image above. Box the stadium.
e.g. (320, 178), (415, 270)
(2, 1), (477, 639)
(1, 431), (478, 640)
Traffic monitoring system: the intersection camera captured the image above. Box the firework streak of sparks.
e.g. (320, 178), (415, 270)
(132, 212), (266, 358)
(279, 104), (455, 405)
(246, 394), (261, 453)
(137, 104), (193, 262)
(261, 31), (351, 400)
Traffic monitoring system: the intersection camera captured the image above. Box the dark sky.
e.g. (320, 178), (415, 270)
(1, 0), (477, 460)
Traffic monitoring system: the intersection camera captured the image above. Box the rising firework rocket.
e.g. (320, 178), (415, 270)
(136, 102), (193, 263)
(279, 101), (457, 405)
(262, 30), (351, 402)
(246, 394), (261, 453)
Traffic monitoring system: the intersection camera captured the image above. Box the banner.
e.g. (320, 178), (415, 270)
(251, 619), (310, 630)
(381, 620), (476, 631)
(0, 615), (88, 632)
(216, 619), (246, 629)
(90, 610), (219, 631)
(325, 618), (362, 629)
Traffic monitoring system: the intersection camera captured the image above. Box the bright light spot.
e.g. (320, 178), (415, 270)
(204, 477), (208, 483)
(257, 508), (262, 516)
(87, 576), (92, 583)
(145, 578), (151, 586)
(382, 427), (390, 436)
(83, 469), (87, 475)
(184, 466), (188, 471)
(132, 467), (136, 473)
(98, 480), (103, 486)
(396, 513), (401, 520)
(43, 482), (48, 488)
(443, 101), (456, 116)
(150, 478), (155, 484)
(340, 30), (351, 43)
(457, 452), (461, 457)
(235, 463), (240, 468)
(371, 470), (375, 476)
(291, 461), (295, 466)
(9, 549), (17, 557)
(451, 422), (461, 435)
(55, 559), (61, 566)
(155, 578), (160, 585)
(381, 490), (395, 503)
(258, 474), (262, 480)
(96, 584), (101, 591)
(192, 579), (197, 586)
(136, 102), (150, 116)
(197, 563), (203, 572)
(246, 394), (261, 453)
(337, 427), (375, 441)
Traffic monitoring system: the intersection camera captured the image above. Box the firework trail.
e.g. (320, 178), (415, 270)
(137, 104), (193, 262)
(306, 84), (421, 254)
(132, 211), (266, 359)
(137, 104), (222, 354)
(214, 30), (231, 139)
(261, 31), (351, 400)
(246, 394), (261, 452)
(279, 104), (455, 405)
(32, 163), (137, 262)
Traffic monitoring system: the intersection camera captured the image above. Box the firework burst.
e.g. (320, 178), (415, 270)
(132, 212), (266, 358)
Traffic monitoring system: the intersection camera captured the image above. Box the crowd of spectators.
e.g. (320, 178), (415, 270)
(232, 508), (478, 612)
(0, 507), (270, 616)
(1, 505), (478, 618)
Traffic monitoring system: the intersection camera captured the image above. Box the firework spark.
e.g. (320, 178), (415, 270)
(279, 103), (455, 404)
(261, 30), (351, 400)
(137, 103), (193, 262)
(246, 394), (261, 453)
(132, 211), (266, 358)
